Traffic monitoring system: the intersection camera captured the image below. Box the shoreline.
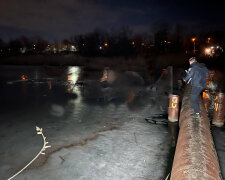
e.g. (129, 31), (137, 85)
(0, 53), (188, 69)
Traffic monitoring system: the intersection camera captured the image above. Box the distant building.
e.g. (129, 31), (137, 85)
(44, 42), (78, 54)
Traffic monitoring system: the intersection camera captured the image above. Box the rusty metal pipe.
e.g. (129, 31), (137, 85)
(170, 85), (222, 180)
(213, 92), (225, 127)
(168, 95), (180, 122)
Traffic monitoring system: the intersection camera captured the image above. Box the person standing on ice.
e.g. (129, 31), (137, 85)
(183, 57), (210, 118)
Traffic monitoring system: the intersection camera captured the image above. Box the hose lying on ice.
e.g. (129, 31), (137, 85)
(8, 126), (51, 180)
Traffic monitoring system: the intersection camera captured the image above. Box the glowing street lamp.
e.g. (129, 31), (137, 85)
(21, 75), (26, 81)
(191, 37), (196, 54)
(205, 48), (211, 55)
(104, 43), (108, 47)
(207, 37), (211, 44)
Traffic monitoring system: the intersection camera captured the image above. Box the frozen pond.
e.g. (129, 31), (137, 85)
(0, 65), (176, 180)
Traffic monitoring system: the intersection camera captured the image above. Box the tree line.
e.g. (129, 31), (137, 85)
(1, 24), (225, 57)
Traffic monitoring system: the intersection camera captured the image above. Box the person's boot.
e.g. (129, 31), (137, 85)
(191, 112), (200, 118)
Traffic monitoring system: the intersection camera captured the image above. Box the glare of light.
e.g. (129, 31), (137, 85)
(205, 48), (211, 55)
(211, 46), (214, 49)
(207, 37), (211, 43)
(67, 67), (80, 83)
(217, 46), (219, 49)
(104, 43), (108, 47)
(67, 75), (71, 81)
(141, 43), (145, 46)
(191, 38), (196, 42)
(21, 75), (26, 80)
(99, 46), (102, 50)
(100, 70), (108, 82)
(131, 41), (135, 45)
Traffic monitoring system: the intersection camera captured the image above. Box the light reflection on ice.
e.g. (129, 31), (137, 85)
(67, 66), (80, 83)
(67, 66), (82, 102)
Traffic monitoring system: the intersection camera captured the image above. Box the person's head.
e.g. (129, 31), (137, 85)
(189, 57), (197, 65)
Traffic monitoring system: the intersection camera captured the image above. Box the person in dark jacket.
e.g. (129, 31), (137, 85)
(183, 57), (210, 118)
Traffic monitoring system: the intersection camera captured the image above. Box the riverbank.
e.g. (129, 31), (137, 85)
(0, 53), (189, 70)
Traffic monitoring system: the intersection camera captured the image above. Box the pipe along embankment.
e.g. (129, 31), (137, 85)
(170, 85), (222, 180)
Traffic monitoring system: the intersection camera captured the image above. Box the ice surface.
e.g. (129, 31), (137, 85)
(0, 65), (176, 180)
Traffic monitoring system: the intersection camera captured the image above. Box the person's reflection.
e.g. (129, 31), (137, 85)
(168, 121), (179, 147)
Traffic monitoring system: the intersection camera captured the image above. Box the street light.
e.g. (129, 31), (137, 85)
(207, 37), (211, 44)
(191, 37), (196, 54)
(104, 43), (108, 47)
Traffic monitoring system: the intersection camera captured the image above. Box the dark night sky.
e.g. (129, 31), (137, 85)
(0, 0), (224, 41)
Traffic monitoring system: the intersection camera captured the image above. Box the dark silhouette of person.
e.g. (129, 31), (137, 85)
(183, 57), (210, 118)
